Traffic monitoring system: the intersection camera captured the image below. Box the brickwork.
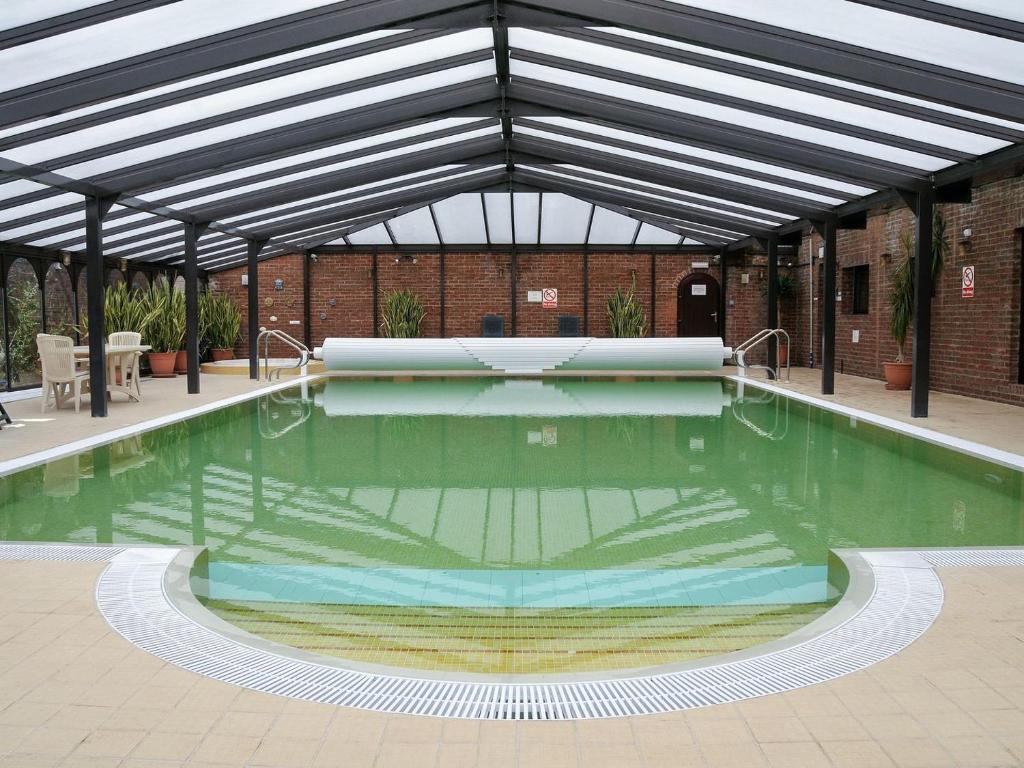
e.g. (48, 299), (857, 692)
(208, 170), (1024, 408)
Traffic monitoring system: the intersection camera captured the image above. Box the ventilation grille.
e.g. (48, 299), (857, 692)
(919, 549), (1024, 568)
(96, 547), (945, 720)
(0, 543), (123, 561)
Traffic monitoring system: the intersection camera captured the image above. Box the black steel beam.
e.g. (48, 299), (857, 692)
(29, 50), (494, 175)
(509, 81), (931, 190)
(0, 29), (450, 150)
(515, 168), (767, 238)
(0, 0), (178, 51)
(0, 0), (489, 127)
(515, 49), (973, 163)
(505, 0), (1024, 122)
(820, 219), (837, 395)
(766, 237), (778, 369)
(514, 117), (862, 202)
(546, 27), (1024, 145)
(247, 238), (267, 379)
(513, 135), (827, 219)
(84, 195), (117, 417)
(849, 0), (1024, 43)
(183, 221), (206, 394)
(911, 187), (935, 417)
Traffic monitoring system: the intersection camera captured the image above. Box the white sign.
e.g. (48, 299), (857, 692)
(691, 284), (707, 296)
(542, 288), (558, 308)
(692, 261), (710, 269)
(962, 265), (975, 298)
(527, 290), (542, 303)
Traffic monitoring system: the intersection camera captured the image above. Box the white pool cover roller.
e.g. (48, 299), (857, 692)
(315, 337), (731, 374)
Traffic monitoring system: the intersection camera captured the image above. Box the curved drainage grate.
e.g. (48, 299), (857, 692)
(90, 547), (961, 719)
(0, 543), (123, 561)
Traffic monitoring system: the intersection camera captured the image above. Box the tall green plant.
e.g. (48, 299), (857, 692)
(889, 210), (949, 362)
(606, 278), (648, 338)
(140, 278), (185, 353)
(2, 281), (41, 384)
(77, 281), (148, 340)
(203, 292), (242, 349)
(380, 289), (425, 338)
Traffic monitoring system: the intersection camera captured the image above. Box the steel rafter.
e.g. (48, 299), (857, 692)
(0, 0), (492, 127)
(509, 81), (932, 190)
(0, 1), (178, 51)
(514, 49), (973, 163)
(546, 27), (1024, 145)
(848, 0), (1024, 43)
(512, 134), (830, 219)
(504, 0), (1024, 122)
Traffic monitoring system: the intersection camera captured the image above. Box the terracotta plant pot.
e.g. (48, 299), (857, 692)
(883, 361), (912, 390)
(211, 348), (235, 361)
(148, 351), (177, 378)
(174, 350), (188, 374)
(777, 342), (789, 367)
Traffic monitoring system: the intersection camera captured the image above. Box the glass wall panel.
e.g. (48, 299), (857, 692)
(3, 258), (43, 388)
(540, 194), (591, 243)
(432, 194), (487, 243)
(482, 193), (513, 244)
(43, 262), (74, 337)
(512, 194), (540, 245)
(387, 208), (439, 244)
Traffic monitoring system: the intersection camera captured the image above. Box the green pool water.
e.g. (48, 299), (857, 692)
(1, 378), (1021, 675)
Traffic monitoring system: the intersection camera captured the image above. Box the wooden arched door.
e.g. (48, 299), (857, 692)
(676, 273), (720, 337)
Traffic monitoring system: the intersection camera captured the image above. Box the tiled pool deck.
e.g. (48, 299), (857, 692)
(0, 368), (1022, 766)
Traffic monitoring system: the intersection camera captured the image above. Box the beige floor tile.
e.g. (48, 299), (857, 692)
(0, 702), (63, 727)
(937, 735), (1019, 767)
(820, 740), (895, 768)
(129, 730), (202, 761)
(915, 710), (986, 737)
(441, 719), (481, 744)
(314, 738), (379, 768)
(744, 716), (812, 743)
(210, 710), (276, 738)
(190, 733), (261, 766)
(688, 718), (753, 746)
(8, 727), (88, 758)
(42, 706), (113, 731)
(375, 741), (439, 768)
(639, 743), (704, 767)
(249, 736), (322, 767)
(148, 708), (216, 735)
(475, 741), (516, 768)
(381, 716), (445, 744)
(877, 738), (955, 768)
(436, 741), (478, 768)
(574, 718), (634, 745)
(518, 740), (577, 768)
(326, 714), (387, 744)
(68, 728), (145, 759)
(944, 686), (1014, 711)
(857, 713), (930, 741)
(697, 742), (768, 768)
(799, 714), (870, 742)
(577, 742), (643, 768)
(759, 741), (830, 768)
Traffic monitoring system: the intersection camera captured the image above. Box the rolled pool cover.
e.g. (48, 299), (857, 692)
(313, 337), (732, 374)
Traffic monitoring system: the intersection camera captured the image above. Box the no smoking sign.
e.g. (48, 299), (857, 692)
(962, 265), (975, 298)
(542, 288), (558, 308)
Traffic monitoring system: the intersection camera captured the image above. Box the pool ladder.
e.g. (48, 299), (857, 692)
(256, 328), (311, 381)
(733, 328), (791, 382)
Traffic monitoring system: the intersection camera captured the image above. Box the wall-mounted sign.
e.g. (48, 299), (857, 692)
(692, 261), (710, 269)
(527, 290), (542, 303)
(962, 265), (975, 298)
(691, 284), (707, 296)
(542, 288), (558, 308)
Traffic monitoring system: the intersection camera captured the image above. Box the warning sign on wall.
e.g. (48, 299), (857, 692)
(542, 288), (558, 308)
(962, 265), (975, 298)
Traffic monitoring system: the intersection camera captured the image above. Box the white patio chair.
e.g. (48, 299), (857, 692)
(108, 331), (141, 346)
(38, 334), (90, 413)
(108, 332), (143, 402)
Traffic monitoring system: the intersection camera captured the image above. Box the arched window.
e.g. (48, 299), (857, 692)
(44, 262), (74, 337)
(76, 268), (89, 332)
(130, 271), (150, 293)
(173, 275), (185, 294)
(107, 268), (125, 286)
(4, 258), (43, 388)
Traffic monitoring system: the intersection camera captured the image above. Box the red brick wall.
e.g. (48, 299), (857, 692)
(213, 253), (304, 357)
(444, 252), (512, 337)
(515, 252), (584, 336)
(376, 253), (442, 338)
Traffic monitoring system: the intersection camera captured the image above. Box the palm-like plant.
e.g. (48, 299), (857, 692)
(380, 289), (425, 338)
(606, 277), (648, 338)
(889, 210), (950, 362)
(139, 278), (185, 353)
(203, 292), (242, 349)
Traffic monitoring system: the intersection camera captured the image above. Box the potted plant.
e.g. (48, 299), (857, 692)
(380, 289), (425, 338)
(607, 277), (647, 337)
(883, 211), (948, 390)
(206, 293), (242, 360)
(140, 278), (184, 377)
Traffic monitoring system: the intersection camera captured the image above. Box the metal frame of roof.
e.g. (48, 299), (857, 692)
(2, 0), (1022, 415)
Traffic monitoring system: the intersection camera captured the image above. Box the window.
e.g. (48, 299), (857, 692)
(843, 264), (870, 315)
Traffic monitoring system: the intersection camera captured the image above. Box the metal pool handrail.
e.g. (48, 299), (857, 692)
(256, 328), (310, 381)
(734, 328), (791, 382)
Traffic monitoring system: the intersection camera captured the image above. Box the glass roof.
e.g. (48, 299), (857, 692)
(0, 0), (1021, 271)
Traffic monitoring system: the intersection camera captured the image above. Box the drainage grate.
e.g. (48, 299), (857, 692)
(918, 549), (1024, 568)
(0, 543), (123, 562)
(95, 547), (947, 719)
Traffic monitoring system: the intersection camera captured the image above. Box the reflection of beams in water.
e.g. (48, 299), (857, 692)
(316, 379), (732, 418)
(113, 464), (794, 571)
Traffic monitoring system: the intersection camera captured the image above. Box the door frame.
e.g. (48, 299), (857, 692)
(676, 272), (722, 338)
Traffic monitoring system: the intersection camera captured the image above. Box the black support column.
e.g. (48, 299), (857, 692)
(821, 220), (838, 395)
(84, 194), (117, 417)
(718, 248), (727, 340)
(183, 221), (207, 395)
(302, 250), (312, 350)
(911, 187), (935, 418)
(766, 237), (779, 369)
(246, 238), (266, 380)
